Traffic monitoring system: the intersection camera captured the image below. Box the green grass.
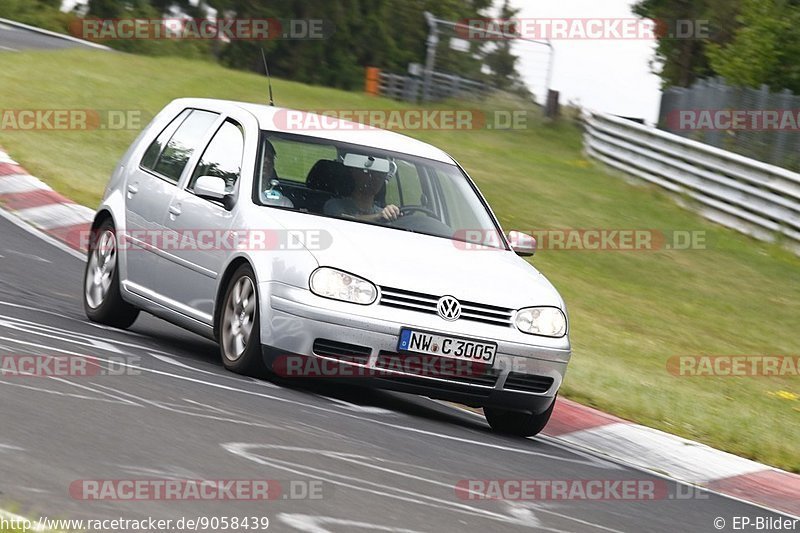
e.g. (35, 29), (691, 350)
(0, 49), (798, 472)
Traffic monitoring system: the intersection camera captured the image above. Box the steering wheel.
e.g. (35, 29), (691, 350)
(400, 206), (438, 218)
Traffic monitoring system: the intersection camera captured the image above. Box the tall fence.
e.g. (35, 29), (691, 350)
(659, 78), (800, 171)
(584, 111), (800, 255)
(373, 69), (490, 103)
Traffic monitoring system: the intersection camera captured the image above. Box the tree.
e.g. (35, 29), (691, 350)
(211, 0), (496, 90)
(633, 0), (742, 87)
(480, 0), (530, 96)
(707, 0), (800, 92)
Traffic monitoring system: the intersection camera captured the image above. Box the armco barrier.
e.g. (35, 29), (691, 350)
(584, 111), (800, 255)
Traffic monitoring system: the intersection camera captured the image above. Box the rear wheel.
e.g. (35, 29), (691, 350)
(484, 397), (556, 437)
(83, 219), (139, 329)
(219, 264), (265, 375)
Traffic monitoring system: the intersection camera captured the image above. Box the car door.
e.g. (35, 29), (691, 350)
(124, 108), (220, 300)
(157, 119), (246, 324)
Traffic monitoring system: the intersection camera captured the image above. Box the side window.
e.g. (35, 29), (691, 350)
(188, 120), (245, 193)
(141, 109), (191, 170)
(152, 110), (219, 183)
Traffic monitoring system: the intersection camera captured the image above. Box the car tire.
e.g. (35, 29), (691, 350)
(484, 396), (557, 437)
(219, 264), (265, 376)
(83, 219), (140, 329)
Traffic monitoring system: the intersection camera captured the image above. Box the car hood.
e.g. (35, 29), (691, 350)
(270, 211), (565, 310)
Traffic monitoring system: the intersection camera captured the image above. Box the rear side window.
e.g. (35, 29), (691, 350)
(141, 109), (191, 170)
(145, 109), (219, 183)
(188, 120), (245, 193)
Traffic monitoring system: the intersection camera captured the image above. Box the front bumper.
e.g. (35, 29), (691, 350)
(260, 282), (571, 413)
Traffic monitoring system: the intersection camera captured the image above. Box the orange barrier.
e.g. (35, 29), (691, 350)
(364, 67), (380, 96)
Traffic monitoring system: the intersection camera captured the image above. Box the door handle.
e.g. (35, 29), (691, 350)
(168, 205), (182, 217)
(127, 183), (139, 195)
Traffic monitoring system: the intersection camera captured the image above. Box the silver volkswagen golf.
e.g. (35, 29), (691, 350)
(83, 98), (571, 436)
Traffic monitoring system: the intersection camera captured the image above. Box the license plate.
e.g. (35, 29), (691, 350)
(397, 328), (497, 365)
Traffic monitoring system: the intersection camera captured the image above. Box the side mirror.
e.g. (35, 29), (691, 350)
(508, 230), (536, 257)
(194, 175), (235, 210)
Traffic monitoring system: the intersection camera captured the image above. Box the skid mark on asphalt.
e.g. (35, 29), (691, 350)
(88, 382), (282, 430)
(5, 249), (50, 263)
(150, 352), (277, 389)
(117, 464), (209, 480)
(225, 443), (621, 533)
(47, 376), (142, 406)
(0, 378), (132, 405)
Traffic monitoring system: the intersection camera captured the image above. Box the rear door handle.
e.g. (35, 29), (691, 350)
(168, 205), (182, 217)
(127, 183), (139, 195)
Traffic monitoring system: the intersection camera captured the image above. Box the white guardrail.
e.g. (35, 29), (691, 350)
(584, 111), (800, 256)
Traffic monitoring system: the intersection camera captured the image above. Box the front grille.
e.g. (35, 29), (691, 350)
(312, 338), (371, 364)
(375, 351), (500, 387)
(379, 286), (514, 327)
(503, 372), (554, 394)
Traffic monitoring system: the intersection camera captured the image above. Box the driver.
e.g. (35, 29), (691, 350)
(324, 167), (402, 222)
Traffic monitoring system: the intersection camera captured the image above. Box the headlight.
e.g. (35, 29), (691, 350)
(309, 267), (377, 305)
(515, 307), (567, 337)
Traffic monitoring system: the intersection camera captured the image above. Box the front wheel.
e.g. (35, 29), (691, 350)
(219, 264), (265, 376)
(83, 220), (140, 329)
(484, 397), (556, 437)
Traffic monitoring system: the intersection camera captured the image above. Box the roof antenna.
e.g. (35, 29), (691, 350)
(261, 48), (275, 106)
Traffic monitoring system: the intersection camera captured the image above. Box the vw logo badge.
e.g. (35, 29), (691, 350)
(437, 295), (462, 321)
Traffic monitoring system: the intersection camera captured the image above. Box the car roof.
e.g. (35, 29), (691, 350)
(170, 98), (455, 164)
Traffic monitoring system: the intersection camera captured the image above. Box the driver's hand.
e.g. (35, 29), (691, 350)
(380, 204), (401, 221)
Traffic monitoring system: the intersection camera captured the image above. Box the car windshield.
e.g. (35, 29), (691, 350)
(255, 132), (505, 249)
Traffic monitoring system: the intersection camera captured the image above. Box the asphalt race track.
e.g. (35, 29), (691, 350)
(0, 20), (101, 52)
(0, 212), (793, 532)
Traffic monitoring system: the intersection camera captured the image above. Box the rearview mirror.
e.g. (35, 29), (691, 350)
(508, 230), (536, 257)
(343, 153), (391, 174)
(194, 175), (235, 210)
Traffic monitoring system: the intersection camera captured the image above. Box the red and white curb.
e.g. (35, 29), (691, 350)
(1, 148), (798, 518)
(0, 149), (93, 254)
(543, 398), (799, 517)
